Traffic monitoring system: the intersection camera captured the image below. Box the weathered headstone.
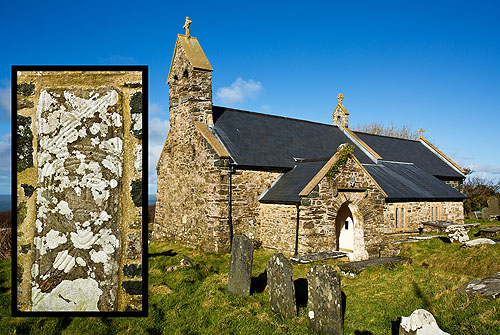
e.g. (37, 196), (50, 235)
(228, 235), (253, 296)
(488, 196), (500, 216)
(479, 226), (500, 238)
(482, 207), (490, 220)
(307, 265), (343, 334)
(266, 253), (297, 318)
(445, 225), (469, 243)
(399, 309), (449, 335)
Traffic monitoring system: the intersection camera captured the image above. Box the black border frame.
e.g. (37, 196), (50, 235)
(11, 65), (148, 317)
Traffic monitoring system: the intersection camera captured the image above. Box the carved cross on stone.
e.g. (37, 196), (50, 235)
(337, 93), (344, 104)
(183, 16), (192, 37)
(418, 128), (425, 139)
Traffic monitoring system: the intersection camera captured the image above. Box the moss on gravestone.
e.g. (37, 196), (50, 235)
(17, 115), (33, 172)
(130, 92), (142, 140)
(21, 184), (35, 198)
(17, 82), (35, 96)
(131, 179), (142, 207)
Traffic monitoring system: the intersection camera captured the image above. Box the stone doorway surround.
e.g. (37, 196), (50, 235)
(332, 198), (369, 261)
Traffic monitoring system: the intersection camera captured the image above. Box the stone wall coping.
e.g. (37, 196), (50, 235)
(194, 122), (230, 158)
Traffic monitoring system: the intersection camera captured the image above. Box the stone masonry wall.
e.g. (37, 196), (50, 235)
(154, 39), (233, 252)
(257, 157), (385, 259)
(16, 71), (143, 312)
(383, 200), (465, 230)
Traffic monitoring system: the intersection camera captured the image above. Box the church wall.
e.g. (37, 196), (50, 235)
(257, 157), (386, 259)
(154, 39), (233, 253)
(383, 200), (465, 231)
(231, 170), (280, 242)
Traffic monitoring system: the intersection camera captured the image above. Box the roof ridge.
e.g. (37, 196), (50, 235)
(353, 130), (419, 142)
(213, 105), (336, 128)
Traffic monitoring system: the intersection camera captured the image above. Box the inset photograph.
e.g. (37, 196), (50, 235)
(13, 67), (147, 314)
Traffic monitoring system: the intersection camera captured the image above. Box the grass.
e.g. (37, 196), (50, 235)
(1, 222), (500, 334)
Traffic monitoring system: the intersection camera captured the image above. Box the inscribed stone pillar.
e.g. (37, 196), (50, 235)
(16, 69), (145, 313)
(32, 88), (123, 311)
(228, 235), (253, 296)
(307, 265), (343, 334)
(266, 253), (297, 318)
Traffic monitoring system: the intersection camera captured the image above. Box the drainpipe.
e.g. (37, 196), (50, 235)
(228, 164), (235, 251)
(294, 201), (300, 256)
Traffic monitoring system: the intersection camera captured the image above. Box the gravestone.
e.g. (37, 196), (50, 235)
(32, 88), (123, 311)
(482, 207), (490, 220)
(399, 309), (449, 335)
(488, 196), (500, 216)
(445, 225), (469, 243)
(307, 265), (343, 334)
(228, 235), (253, 296)
(266, 253), (297, 318)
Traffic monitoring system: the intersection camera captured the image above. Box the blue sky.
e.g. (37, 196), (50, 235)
(2, 0), (499, 196)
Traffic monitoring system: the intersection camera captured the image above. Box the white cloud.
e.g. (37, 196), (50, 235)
(0, 79), (11, 117)
(150, 102), (164, 115)
(215, 78), (263, 105)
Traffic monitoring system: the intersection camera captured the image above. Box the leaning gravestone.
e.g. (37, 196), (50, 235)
(399, 309), (449, 335)
(228, 235), (254, 296)
(307, 265), (343, 334)
(266, 253), (297, 318)
(488, 196), (500, 216)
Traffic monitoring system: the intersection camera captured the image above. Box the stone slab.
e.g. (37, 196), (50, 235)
(463, 238), (496, 247)
(290, 251), (347, 264)
(457, 273), (500, 299)
(307, 265), (343, 334)
(340, 257), (410, 275)
(228, 235), (253, 296)
(266, 253), (296, 318)
(399, 309), (449, 335)
(479, 226), (500, 238)
(32, 88), (123, 311)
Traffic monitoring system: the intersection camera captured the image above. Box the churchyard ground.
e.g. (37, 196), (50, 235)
(0, 218), (499, 334)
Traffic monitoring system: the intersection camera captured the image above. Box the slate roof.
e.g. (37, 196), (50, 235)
(208, 106), (466, 203)
(354, 132), (464, 178)
(363, 162), (466, 200)
(259, 160), (326, 204)
(212, 106), (373, 169)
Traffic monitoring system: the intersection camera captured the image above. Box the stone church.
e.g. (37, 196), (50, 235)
(154, 21), (467, 260)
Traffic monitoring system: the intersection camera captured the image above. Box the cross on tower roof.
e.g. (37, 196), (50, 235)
(183, 16), (192, 37)
(418, 128), (425, 140)
(337, 93), (344, 104)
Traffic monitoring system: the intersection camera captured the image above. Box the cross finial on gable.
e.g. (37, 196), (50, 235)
(418, 128), (425, 140)
(183, 16), (192, 37)
(337, 93), (344, 105)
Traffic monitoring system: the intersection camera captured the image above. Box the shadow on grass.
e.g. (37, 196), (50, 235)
(354, 331), (373, 335)
(412, 281), (431, 309)
(148, 249), (178, 258)
(250, 270), (267, 294)
(294, 278), (307, 308)
(437, 236), (451, 243)
(391, 317), (401, 335)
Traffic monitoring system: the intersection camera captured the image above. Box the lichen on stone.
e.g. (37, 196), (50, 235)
(17, 115), (34, 172)
(130, 92), (142, 139)
(18, 82), (35, 96)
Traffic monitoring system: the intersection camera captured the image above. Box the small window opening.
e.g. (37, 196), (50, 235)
(183, 69), (189, 78)
(344, 220), (349, 230)
(395, 208), (399, 228)
(401, 206), (405, 228)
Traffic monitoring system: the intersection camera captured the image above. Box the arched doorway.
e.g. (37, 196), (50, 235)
(333, 200), (369, 261)
(335, 202), (354, 253)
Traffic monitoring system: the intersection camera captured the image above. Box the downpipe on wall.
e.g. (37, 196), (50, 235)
(294, 201), (300, 256)
(228, 163), (235, 251)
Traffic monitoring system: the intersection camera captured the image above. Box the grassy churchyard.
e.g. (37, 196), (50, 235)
(1, 219), (499, 334)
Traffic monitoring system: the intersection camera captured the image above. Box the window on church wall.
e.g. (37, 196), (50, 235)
(431, 206), (434, 221)
(394, 205), (407, 230)
(395, 208), (399, 228)
(401, 206), (405, 228)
